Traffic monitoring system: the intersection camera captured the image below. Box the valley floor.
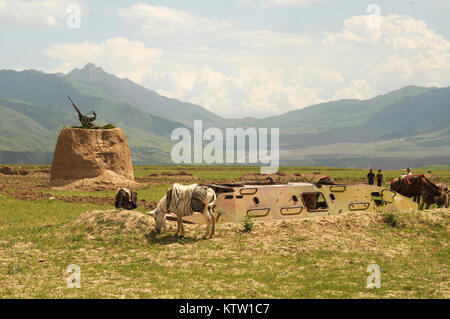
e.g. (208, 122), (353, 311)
(0, 165), (448, 298)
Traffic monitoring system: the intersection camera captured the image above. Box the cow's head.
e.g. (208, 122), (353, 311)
(148, 209), (166, 233)
(435, 185), (449, 208)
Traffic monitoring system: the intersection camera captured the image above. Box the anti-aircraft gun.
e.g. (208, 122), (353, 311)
(68, 96), (98, 129)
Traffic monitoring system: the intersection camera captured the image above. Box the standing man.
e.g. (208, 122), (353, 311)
(376, 169), (384, 187)
(367, 169), (375, 185)
(406, 168), (412, 175)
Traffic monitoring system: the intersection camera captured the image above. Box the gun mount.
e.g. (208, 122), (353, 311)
(68, 96), (98, 129)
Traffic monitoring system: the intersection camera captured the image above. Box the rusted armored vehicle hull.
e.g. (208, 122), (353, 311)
(181, 183), (418, 224)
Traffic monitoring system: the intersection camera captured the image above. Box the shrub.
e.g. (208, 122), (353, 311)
(7, 265), (22, 275)
(242, 214), (255, 232)
(382, 212), (405, 228)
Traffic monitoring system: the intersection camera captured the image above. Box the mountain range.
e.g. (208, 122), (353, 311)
(0, 63), (449, 168)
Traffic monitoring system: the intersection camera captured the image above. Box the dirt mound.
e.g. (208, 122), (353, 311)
(241, 172), (336, 184)
(52, 170), (141, 191)
(141, 171), (197, 179)
(27, 172), (49, 178)
(241, 172), (328, 183)
(73, 209), (155, 237)
(161, 171), (194, 177)
(50, 127), (135, 188)
(0, 166), (29, 176)
(241, 172), (293, 183)
(296, 173), (337, 184)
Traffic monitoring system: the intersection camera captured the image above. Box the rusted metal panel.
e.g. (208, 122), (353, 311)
(182, 182), (418, 224)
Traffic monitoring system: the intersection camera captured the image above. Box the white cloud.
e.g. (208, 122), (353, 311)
(333, 79), (375, 100)
(118, 3), (232, 37)
(118, 3), (312, 50)
(0, 0), (77, 27)
(156, 89), (175, 99)
(46, 6), (450, 118)
(45, 37), (162, 82)
(242, 0), (327, 7)
(323, 14), (450, 92)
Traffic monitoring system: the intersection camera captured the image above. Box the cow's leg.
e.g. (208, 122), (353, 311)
(175, 215), (182, 237)
(419, 196), (425, 210)
(209, 209), (216, 238)
(179, 217), (185, 238)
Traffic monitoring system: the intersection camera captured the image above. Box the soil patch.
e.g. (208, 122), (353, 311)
(0, 166), (29, 176)
(51, 170), (141, 191)
(241, 172), (334, 184)
(139, 171), (197, 180)
(72, 209), (156, 237)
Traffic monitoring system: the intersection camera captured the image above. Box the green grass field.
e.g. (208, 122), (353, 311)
(0, 165), (449, 298)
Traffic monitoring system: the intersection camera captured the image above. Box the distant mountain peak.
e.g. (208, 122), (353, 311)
(78, 63), (104, 72)
(67, 63), (110, 82)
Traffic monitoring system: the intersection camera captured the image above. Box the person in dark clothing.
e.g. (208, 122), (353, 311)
(376, 169), (384, 187)
(367, 169), (375, 185)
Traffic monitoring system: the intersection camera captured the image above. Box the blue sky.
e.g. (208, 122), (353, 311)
(1, 0), (449, 118)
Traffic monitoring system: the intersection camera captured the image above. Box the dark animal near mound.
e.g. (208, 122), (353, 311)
(390, 175), (448, 210)
(115, 188), (138, 210)
(0, 166), (29, 176)
(316, 176), (336, 185)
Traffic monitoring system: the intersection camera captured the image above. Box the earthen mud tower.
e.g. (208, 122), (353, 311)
(50, 127), (135, 188)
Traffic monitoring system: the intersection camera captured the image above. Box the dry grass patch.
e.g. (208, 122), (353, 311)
(71, 209), (155, 238)
(0, 191), (448, 298)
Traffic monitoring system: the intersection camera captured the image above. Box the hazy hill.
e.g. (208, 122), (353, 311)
(270, 85), (450, 146)
(0, 69), (184, 163)
(0, 64), (448, 168)
(223, 85), (450, 168)
(66, 63), (223, 125)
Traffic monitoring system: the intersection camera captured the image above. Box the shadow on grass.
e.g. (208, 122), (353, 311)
(145, 230), (202, 245)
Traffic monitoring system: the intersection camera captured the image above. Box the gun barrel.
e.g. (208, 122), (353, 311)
(68, 96), (82, 116)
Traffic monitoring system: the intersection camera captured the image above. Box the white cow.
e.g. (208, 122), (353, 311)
(148, 183), (217, 238)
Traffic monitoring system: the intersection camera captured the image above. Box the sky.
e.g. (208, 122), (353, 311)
(0, 0), (449, 118)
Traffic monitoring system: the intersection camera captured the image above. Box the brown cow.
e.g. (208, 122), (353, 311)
(390, 175), (448, 210)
